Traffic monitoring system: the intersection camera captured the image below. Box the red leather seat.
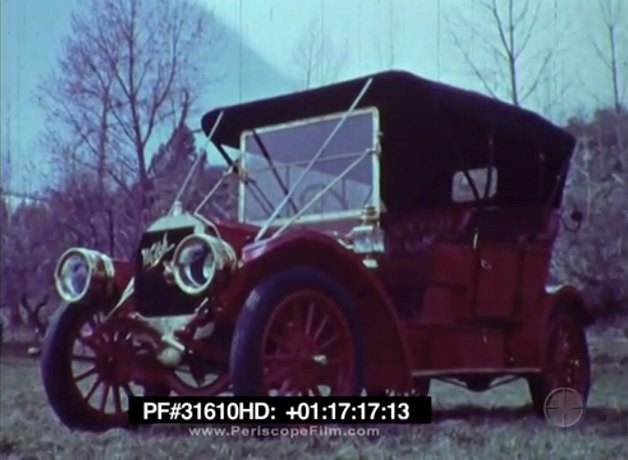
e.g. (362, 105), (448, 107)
(383, 205), (473, 256)
(466, 207), (559, 244)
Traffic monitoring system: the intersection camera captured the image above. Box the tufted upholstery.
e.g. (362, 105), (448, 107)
(466, 207), (559, 244)
(383, 205), (473, 256)
(383, 205), (558, 256)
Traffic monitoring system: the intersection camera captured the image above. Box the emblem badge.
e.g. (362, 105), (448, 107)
(141, 234), (175, 269)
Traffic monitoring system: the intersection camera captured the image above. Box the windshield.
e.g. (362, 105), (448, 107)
(238, 107), (379, 225)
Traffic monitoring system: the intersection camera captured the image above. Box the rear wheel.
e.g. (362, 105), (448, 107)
(527, 311), (590, 416)
(230, 267), (364, 396)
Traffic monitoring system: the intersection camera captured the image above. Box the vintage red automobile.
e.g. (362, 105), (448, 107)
(41, 71), (591, 431)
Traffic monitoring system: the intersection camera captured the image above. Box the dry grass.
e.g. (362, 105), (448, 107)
(1, 327), (627, 460)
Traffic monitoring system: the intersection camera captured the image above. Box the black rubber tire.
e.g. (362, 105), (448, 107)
(40, 301), (125, 431)
(527, 310), (591, 417)
(230, 266), (365, 396)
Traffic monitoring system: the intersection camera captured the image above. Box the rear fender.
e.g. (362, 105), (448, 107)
(221, 230), (413, 391)
(541, 285), (594, 327)
(531, 285), (593, 366)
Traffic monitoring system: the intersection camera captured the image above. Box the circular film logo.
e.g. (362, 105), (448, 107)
(543, 387), (585, 428)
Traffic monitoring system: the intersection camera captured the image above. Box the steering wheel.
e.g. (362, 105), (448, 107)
(298, 183), (350, 211)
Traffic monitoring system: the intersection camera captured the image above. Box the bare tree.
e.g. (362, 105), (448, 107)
(39, 0), (222, 216)
(592, 0), (626, 112)
(448, 0), (563, 107)
(590, 0), (627, 149)
(20, 292), (50, 339)
(291, 19), (347, 89)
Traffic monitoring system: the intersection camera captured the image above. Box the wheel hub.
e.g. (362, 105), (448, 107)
(84, 329), (136, 385)
(279, 333), (328, 388)
(257, 287), (356, 396)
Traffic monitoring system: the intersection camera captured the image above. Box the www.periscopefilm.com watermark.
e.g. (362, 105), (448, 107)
(187, 425), (380, 438)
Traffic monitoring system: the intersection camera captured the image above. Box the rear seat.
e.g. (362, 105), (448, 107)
(383, 205), (558, 256)
(383, 205), (473, 256)
(466, 207), (559, 244)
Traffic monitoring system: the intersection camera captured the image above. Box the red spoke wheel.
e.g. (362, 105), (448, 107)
(230, 267), (364, 397)
(41, 301), (152, 431)
(369, 379), (430, 397)
(170, 362), (231, 396)
(527, 309), (591, 417)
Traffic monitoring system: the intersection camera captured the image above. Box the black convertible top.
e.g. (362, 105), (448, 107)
(201, 71), (576, 211)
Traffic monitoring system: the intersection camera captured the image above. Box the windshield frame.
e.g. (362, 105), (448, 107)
(236, 106), (381, 229)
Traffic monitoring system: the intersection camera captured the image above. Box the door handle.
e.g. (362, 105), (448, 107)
(472, 230), (479, 249)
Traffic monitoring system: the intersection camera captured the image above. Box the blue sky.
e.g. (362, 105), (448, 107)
(1, 0), (625, 194)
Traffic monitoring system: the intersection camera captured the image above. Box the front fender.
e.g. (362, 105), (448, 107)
(112, 259), (134, 293)
(218, 229), (413, 391)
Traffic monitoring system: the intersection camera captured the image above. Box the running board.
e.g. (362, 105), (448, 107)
(411, 367), (540, 378)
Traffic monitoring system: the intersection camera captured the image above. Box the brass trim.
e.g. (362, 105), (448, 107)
(54, 247), (115, 303)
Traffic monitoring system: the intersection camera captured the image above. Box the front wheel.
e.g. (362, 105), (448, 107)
(230, 266), (364, 396)
(41, 301), (148, 431)
(527, 310), (591, 416)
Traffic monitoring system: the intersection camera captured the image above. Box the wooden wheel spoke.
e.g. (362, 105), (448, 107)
(304, 302), (315, 335)
(84, 375), (104, 401)
(109, 330), (121, 344)
(313, 314), (330, 342)
(317, 333), (339, 350)
(174, 366), (192, 375)
(86, 317), (98, 330)
(277, 378), (293, 396)
(112, 386), (123, 414)
(309, 385), (322, 397)
(291, 304), (306, 332)
(99, 384), (110, 412)
(88, 318), (109, 341)
(77, 335), (95, 348)
(74, 366), (99, 382)
(122, 384), (135, 398)
(72, 354), (96, 363)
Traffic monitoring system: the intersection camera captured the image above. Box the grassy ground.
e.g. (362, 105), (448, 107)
(1, 326), (627, 460)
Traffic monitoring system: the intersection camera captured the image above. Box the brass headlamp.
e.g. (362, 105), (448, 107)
(54, 248), (115, 303)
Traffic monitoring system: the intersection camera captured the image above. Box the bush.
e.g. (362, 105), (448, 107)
(551, 108), (628, 316)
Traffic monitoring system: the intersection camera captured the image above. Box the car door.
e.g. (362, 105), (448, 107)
(471, 240), (522, 322)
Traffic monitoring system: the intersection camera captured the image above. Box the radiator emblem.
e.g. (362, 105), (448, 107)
(141, 234), (175, 269)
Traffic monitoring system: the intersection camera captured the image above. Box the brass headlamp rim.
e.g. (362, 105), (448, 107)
(54, 247), (115, 303)
(171, 233), (236, 296)
(171, 234), (218, 296)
